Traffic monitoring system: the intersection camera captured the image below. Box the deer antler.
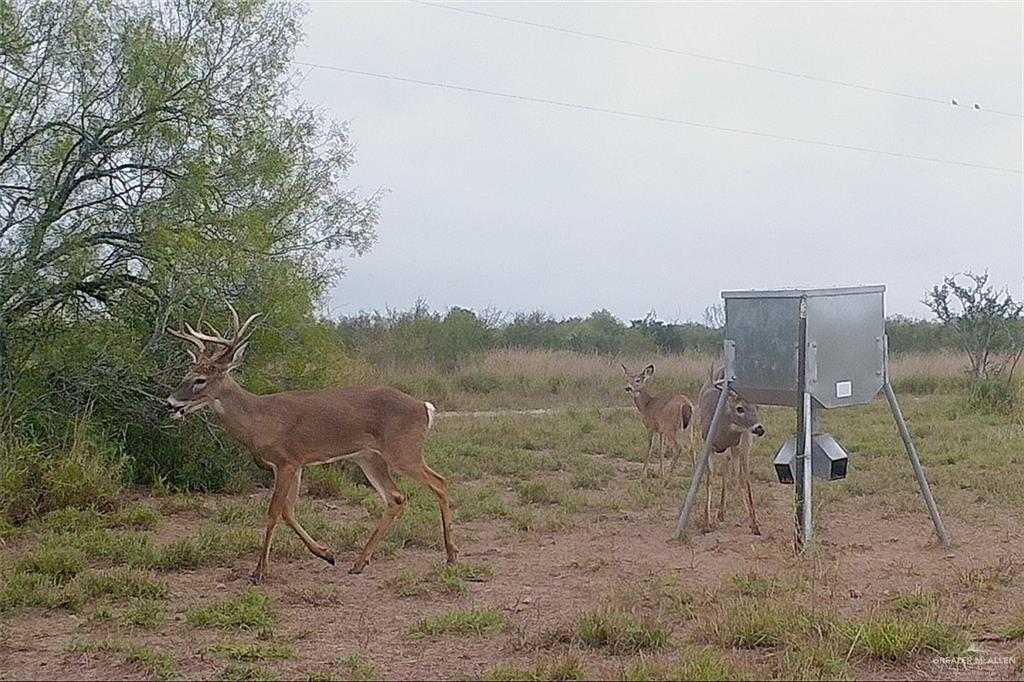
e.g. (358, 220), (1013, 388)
(167, 326), (206, 359)
(167, 304), (263, 363)
(227, 301), (262, 344)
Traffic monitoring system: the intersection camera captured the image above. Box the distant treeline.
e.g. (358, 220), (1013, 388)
(329, 304), (958, 370)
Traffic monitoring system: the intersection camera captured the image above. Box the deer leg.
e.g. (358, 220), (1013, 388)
(689, 424), (698, 469)
(252, 465), (292, 585)
(350, 453), (405, 575)
(642, 430), (654, 479)
(282, 468), (335, 566)
(666, 433), (684, 477)
(738, 442), (761, 535)
(717, 452), (729, 522)
(398, 462), (459, 565)
(658, 434), (666, 478)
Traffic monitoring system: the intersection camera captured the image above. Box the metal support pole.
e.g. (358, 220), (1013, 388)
(674, 340), (734, 540)
(800, 386), (813, 547)
(794, 297), (810, 551)
(882, 336), (951, 546)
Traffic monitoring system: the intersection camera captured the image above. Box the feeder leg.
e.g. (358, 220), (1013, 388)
(883, 380), (951, 546)
(799, 390), (814, 548)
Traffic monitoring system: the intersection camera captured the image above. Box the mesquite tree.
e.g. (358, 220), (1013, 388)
(0, 0), (380, 485)
(924, 272), (1024, 382)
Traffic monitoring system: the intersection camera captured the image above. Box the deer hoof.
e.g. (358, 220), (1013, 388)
(446, 549), (459, 565)
(322, 551), (336, 566)
(249, 568), (266, 585)
(348, 561), (365, 575)
(751, 527), (762, 536)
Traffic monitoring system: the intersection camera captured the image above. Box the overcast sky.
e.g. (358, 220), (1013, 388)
(295, 1), (1023, 323)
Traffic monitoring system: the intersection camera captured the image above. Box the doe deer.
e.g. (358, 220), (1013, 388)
(166, 304), (457, 583)
(696, 367), (766, 535)
(622, 363), (696, 479)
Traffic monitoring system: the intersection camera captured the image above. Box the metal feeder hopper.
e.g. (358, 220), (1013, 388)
(674, 285), (950, 549)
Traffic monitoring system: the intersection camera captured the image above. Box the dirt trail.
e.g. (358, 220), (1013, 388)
(439, 406), (630, 419)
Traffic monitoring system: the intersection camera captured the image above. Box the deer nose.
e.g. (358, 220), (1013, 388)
(752, 424), (766, 437)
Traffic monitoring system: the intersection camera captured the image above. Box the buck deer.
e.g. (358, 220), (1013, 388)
(166, 304), (457, 583)
(622, 364), (696, 479)
(696, 367), (766, 535)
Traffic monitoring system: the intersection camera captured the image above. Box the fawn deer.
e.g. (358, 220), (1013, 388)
(696, 367), (766, 534)
(622, 363), (696, 479)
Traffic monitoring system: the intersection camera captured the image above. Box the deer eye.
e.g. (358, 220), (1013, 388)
(193, 377), (206, 388)
(736, 406), (745, 414)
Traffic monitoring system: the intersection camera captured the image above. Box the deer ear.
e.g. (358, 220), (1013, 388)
(226, 341), (249, 370)
(643, 364), (655, 377)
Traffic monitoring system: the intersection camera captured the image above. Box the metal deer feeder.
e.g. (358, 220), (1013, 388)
(674, 285), (950, 550)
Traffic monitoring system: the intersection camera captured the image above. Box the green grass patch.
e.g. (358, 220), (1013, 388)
(430, 561), (495, 595)
(890, 588), (942, 613)
(774, 642), (849, 680)
(338, 653), (378, 681)
(107, 504), (162, 530)
(118, 599), (166, 629)
(37, 507), (105, 533)
(14, 545), (86, 583)
(71, 568), (170, 602)
(576, 609), (671, 654)
(453, 483), (511, 521)
(408, 607), (506, 638)
(569, 457), (616, 490)
(730, 572), (779, 598)
(507, 507), (574, 533)
(841, 615), (967, 661)
(0, 572), (71, 610)
(383, 570), (430, 598)
(187, 590), (277, 630)
(710, 599), (820, 649)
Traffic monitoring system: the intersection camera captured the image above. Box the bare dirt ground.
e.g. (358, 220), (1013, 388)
(3, 444), (1023, 681)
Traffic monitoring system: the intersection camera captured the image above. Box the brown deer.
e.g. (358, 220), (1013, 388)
(696, 367), (766, 534)
(622, 364), (696, 479)
(165, 304), (457, 583)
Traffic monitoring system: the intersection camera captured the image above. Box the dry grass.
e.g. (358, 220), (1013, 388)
(367, 348), (973, 411)
(464, 349), (716, 384)
(889, 351), (967, 378)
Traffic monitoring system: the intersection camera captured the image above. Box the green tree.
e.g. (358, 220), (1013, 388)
(924, 272), (1023, 381)
(0, 0), (379, 487)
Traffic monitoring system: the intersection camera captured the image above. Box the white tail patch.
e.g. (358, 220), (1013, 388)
(425, 401), (437, 430)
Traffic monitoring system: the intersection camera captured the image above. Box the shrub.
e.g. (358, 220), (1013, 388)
(966, 379), (1019, 415)
(0, 417), (125, 526)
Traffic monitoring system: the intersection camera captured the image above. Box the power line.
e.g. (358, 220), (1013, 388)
(296, 61), (1023, 175)
(411, 0), (1024, 120)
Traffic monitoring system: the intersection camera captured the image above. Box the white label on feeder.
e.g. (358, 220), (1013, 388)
(836, 381), (852, 398)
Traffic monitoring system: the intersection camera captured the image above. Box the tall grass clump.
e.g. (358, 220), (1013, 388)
(966, 378), (1019, 416)
(0, 416), (125, 526)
